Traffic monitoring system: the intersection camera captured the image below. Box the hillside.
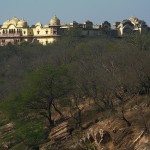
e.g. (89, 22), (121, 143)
(38, 95), (150, 150)
(0, 33), (150, 150)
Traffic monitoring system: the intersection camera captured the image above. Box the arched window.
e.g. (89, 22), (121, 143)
(2, 40), (5, 43)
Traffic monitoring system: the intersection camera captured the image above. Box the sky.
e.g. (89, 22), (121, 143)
(0, 0), (149, 26)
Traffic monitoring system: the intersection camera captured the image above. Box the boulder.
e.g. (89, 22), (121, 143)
(98, 129), (111, 144)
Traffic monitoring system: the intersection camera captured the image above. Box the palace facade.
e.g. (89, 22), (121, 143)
(0, 16), (149, 46)
(114, 16), (149, 36)
(0, 16), (61, 46)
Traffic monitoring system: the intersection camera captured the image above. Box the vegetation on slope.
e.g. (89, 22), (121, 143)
(0, 32), (150, 149)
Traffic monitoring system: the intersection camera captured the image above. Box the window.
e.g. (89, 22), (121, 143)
(24, 31), (26, 34)
(37, 31), (40, 34)
(46, 30), (48, 34)
(53, 31), (57, 34)
(18, 29), (22, 33)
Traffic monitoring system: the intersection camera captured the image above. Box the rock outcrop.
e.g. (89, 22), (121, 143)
(80, 127), (112, 150)
(40, 117), (71, 150)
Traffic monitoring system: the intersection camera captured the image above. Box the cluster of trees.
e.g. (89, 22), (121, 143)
(0, 31), (150, 148)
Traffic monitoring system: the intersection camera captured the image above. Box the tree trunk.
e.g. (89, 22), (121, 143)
(77, 109), (82, 128)
(48, 100), (54, 127)
(52, 102), (64, 118)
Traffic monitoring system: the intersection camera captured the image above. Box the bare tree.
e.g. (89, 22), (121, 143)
(69, 93), (84, 129)
(25, 65), (72, 127)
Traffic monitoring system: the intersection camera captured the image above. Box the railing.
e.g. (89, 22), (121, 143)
(0, 33), (22, 37)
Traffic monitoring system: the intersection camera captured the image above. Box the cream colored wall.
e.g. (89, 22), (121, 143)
(0, 18), (60, 46)
(0, 24), (57, 45)
(36, 37), (55, 45)
(1, 39), (15, 46)
(0, 24), (16, 35)
(33, 26), (53, 36)
(0, 24), (33, 36)
(22, 28), (33, 36)
(32, 25), (57, 45)
(5, 24), (17, 34)
(27, 29), (34, 36)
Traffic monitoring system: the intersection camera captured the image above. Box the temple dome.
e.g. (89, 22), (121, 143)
(35, 22), (43, 27)
(17, 19), (28, 28)
(2, 20), (10, 28)
(50, 16), (60, 26)
(129, 16), (139, 25)
(121, 20), (134, 26)
(9, 17), (19, 26)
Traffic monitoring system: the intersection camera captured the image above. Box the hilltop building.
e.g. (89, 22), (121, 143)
(114, 16), (148, 36)
(0, 16), (61, 46)
(0, 16), (149, 46)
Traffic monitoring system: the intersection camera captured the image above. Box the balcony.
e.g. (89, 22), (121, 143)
(0, 33), (23, 37)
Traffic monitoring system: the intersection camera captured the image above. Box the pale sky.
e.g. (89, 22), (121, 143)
(0, 0), (149, 26)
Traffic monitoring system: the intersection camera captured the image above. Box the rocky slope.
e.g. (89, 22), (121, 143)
(39, 96), (150, 150)
(0, 96), (150, 150)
